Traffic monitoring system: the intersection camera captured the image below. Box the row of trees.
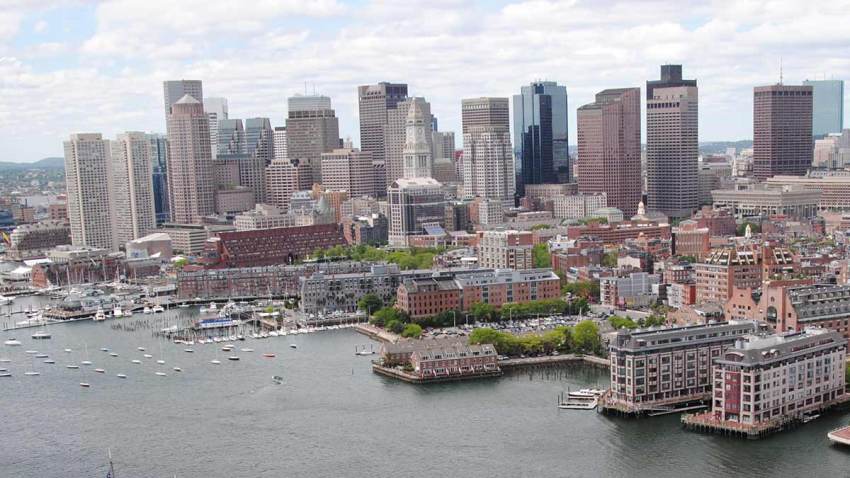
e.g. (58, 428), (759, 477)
(468, 321), (604, 357)
(312, 244), (443, 270)
(608, 314), (667, 330)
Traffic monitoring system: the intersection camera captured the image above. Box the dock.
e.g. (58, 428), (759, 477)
(371, 362), (502, 383)
(500, 354), (609, 370)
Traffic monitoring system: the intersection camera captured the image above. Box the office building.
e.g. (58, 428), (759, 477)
(204, 97), (228, 159)
(513, 81), (568, 195)
(357, 82), (409, 165)
(163, 80), (203, 121)
(753, 84), (813, 179)
(552, 193), (607, 220)
(273, 127), (287, 162)
(711, 183), (820, 219)
(388, 177), (446, 247)
(285, 95), (340, 184)
(243, 117), (274, 204)
(265, 158), (313, 212)
(476, 230), (533, 270)
(320, 148), (376, 197)
(149, 133), (170, 226)
(165, 95), (215, 223)
(577, 88), (642, 217)
(63, 133), (116, 250)
(646, 65), (699, 218)
(803, 79), (844, 137)
(402, 98), (433, 178)
(111, 132), (157, 244)
(7, 221), (71, 260)
(462, 97), (515, 208)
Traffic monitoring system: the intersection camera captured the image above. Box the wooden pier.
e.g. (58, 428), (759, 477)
(500, 354), (609, 370)
(371, 362), (502, 384)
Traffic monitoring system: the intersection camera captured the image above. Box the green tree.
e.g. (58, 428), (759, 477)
(562, 280), (600, 302)
(601, 251), (618, 268)
(736, 221), (761, 236)
(470, 302), (498, 322)
(573, 320), (602, 354)
(370, 306), (406, 327)
(357, 294), (383, 315)
(609, 315), (637, 329)
(532, 243), (551, 268)
(172, 257), (188, 270)
(385, 319), (405, 334)
(677, 255), (697, 263)
(530, 224), (553, 231)
(401, 323), (423, 338)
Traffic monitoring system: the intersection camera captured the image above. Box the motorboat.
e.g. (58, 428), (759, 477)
(64, 348), (72, 353)
(152, 305), (165, 314)
(43, 359), (55, 364)
(568, 389), (606, 399)
(173, 366), (182, 372)
(184, 349), (194, 353)
(227, 356), (240, 361)
(66, 364), (80, 369)
(94, 368), (105, 374)
(31, 331), (51, 340)
(81, 360), (92, 366)
(210, 359), (221, 365)
(35, 353), (49, 359)
(24, 371), (40, 376)
(240, 348), (254, 353)
(0, 358), (10, 362)
(131, 360), (141, 364)
(0, 372), (11, 377)
(263, 353), (276, 358)
(93, 308), (107, 321)
(110, 353), (119, 357)
(25, 350), (38, 354)
(4, 339), (22, 346)
(112, 307), (124, 318)
(116, 374), (127, 379)
(143, 354), (153, 359)
(143, 306), (152, 315)
(100, 348), (110, 352)
(80, 382), (90, 388)
(156, 360), (165, 365)
(289, 344), (297, 349)
(155, 372), (167, 376)
(137, 347), (146, 352)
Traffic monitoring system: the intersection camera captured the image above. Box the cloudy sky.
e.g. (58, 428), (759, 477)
(2, 0), (848, 162)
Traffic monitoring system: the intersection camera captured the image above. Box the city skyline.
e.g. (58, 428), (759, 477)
(2, 1), (849, 162)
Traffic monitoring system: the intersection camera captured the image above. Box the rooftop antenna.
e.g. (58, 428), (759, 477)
(779, 56), (784, 85)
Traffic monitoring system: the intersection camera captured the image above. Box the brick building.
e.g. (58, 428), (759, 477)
(202, 224), (346, 268)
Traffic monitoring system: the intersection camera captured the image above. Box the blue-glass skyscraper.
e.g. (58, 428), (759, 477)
(512, 81), (568, 197)
(803, 79), (844, 137)
(149, 134), (170, 225)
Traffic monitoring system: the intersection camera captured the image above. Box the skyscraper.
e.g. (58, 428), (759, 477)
(385, 98), (433, 187)
(513, 81), (568, 196)
(402, 98), (433, 178)
(388, 177), (446, 247)
(285, 95), (340, 184)
(646, 65), (699, 219)
(63, 133), (116, 250)
(753, 84), (813, 180)
(243, 117), (274, 204)
(149, 133), (170, 226)
(166, 95), (215, 223)
(803, 79), (844, 137)
(217, 119), (245, 155)
(163, 80), (203, 121)
(357, 82), (408, 164)
(273, 127), (288, 162)
(111, 132), (157, 244)
(577, 88), (642, 217)
(320, 148), (376, 197)
(204, 97), (229, 159)
(265, 158), (313, 212)
(461, 97), (514, 209)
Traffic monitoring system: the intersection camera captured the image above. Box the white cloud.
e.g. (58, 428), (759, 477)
(2, 0), (850, 162)
(33, 19), (47, 33)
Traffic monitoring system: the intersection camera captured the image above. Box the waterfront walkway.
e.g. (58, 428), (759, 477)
(500, 354), (608, 369)
(353, 323), (401, 343)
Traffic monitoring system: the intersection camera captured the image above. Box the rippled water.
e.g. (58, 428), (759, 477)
(1, 297), (849, 477)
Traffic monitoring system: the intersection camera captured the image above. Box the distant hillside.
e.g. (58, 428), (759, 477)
(0, 157), (64, 171)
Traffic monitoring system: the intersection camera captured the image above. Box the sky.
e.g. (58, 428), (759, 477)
(1, 0), (849, 162)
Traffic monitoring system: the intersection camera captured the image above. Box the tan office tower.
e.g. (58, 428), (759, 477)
(111, 132), (157, 244)
(577, 88), (642, 217)
(273, 127), (287, 162)
(285, 95), (340, 185)
(320, 148), (376, 197)
(385, 98), (433, 187)
(166, 95), (215, 223)
(357, 82), (408, 165)
(646, 65), (699, 219)
(265, 158), (313, 212)
(462, 126), (515, 208)
(402, 98), (433, 178)
(63, 133), (116, 250)
(753, 84), (813, 180)
(163, 80), (203, 122)
(461, 97), (510, 133)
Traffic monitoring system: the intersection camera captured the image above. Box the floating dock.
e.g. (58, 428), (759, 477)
(827, 425), (850, 446)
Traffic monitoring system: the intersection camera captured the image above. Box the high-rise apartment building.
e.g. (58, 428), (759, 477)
(646, 65), (699, 219)
(111, 132), (156, 245)
(577, 88), (642, 217)
(149, 133), (170, 226)
(163, 80), (203, 122)
(273, 127), (288, 162)
(285, 95), (340, 184)
(63, 133), (116, 250)
(204, 97), (228, 159)
(265, 158), (313, 212)
(513, 81), (568, 196)
(357, 82), (408, 165)
(165, 95), (215, 223)
(461, 97), (510, 134)
(402, 98), (433, 179)
(803, 79), (844, 137)
(753, 84), (813, 180)
(320, 148), (376, 198)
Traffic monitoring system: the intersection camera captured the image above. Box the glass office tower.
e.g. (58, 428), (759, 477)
(512, 81), (568, 197)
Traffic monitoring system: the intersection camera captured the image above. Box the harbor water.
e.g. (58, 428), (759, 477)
(2, 297), (849, 477)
